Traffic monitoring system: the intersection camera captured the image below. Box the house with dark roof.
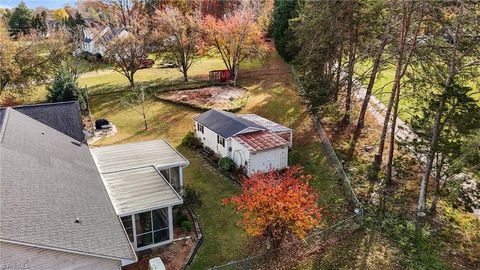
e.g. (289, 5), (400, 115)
(193, 109), (293, 176)
(0, 105), (136, 269)
(1, 102), (191, 268)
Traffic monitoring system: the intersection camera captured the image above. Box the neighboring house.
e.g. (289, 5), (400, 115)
(0, 104), (136, 270)
(194, 109), (293, 176)
(90, 140), (189, 252)
(81, 26), (129, 57)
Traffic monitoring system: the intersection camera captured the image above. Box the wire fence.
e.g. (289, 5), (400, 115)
(208, 67), (363, 270)
(291, 66), (362, 210)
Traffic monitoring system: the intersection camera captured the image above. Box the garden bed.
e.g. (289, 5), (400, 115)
(155, 86), (248, 112)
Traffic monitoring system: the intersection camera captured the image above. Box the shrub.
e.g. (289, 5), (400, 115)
(183, 186), (202, 208)
(181, 131), (195, 147)
(176, 212), (189, 226)
(218, 157), (236, 172)
(181, 131), (202, 148)
(180, 220), (193, 232)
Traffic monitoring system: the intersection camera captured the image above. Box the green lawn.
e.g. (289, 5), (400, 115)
(356, 61), (480, 122)
(26, 50), (347, 269)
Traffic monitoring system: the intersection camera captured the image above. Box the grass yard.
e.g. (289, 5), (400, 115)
(356, 61), (480, 122)
(13, 49), (350, 268)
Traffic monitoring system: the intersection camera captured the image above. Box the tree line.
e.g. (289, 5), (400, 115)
(273, 0), (480, 223)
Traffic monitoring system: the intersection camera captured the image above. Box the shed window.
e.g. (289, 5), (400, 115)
(217, 135), (225, 147)
(197, 123), (204, 134)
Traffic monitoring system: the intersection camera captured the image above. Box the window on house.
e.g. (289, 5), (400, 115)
(160, 167), (181, 192)
(197, 123), (204, 134)
(134, 208), (169, 248)
(217, 135), (225, 147)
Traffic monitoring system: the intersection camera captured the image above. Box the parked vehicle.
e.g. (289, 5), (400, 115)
(139, 58), (155, 69)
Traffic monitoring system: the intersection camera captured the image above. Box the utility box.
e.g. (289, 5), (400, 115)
(149, 257), (166, 270)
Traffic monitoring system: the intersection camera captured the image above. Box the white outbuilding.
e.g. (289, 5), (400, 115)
(193, 109), (292, 176)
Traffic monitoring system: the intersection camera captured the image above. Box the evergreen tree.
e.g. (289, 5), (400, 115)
(411, 84), (480, 214)
(31, 10), (47, 34)
(47, 66), (86, 109)
(8, 2), (32, 36)
(272, 0), (297, 61)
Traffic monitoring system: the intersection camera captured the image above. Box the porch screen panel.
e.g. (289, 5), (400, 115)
(121, 216), (134, 242)
(152, 208), (169, 243)
(134, 208), (170, 248)
(135, 212), (153, 248)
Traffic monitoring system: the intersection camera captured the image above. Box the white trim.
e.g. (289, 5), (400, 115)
(168, 207), (173, 242)
(135, 238), (172, 252)
(129, 207), (173, 252)
(0, 238), (134, 262)
(118, 201), (182, 217)
(163, 139), (190, 167)
(231, 127), (265, 137)
(179, 167), (184, 194)
(131, 214), (137, 250)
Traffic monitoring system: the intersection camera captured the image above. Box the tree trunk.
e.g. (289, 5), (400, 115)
(354, 19), (391, 133)
(385, 81), (401, 184)
(417, 95), (447, 216)
(374, 3), (412, 169)
(129, 76), (135, 90)
(342, 34), (356, 124)
(417, 10), (459, 220)
(349, 20), (391, 157)
(183, 68), (189, 82)
(429, 157), (443, 215)
(334, 42), (344, 102)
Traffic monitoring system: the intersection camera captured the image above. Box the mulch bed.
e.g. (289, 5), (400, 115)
(123, 228), (195, 270)
(156, 85), (248, 112)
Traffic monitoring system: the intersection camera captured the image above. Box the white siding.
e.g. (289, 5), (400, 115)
(231, 138), (251, 169)
(0, 242), (122, 270)
(194, 121), (230, 158)
(248, 147), (288, 176)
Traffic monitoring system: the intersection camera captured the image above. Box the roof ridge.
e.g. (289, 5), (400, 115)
(8, 101), (78, 109)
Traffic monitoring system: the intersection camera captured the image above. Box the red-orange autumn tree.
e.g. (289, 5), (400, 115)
(202, 7), (268, 85)
(223, 166), (322, 249)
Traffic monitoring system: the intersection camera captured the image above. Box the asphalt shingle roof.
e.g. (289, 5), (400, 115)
(13, 101), (85, 142)
(194, 109), (265, 138)
(0, 108), (135, 261)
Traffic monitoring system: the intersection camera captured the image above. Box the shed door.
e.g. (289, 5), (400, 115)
(280, 148), (288, 168)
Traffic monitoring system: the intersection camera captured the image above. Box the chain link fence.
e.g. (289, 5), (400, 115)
(208, 66), (363, 270)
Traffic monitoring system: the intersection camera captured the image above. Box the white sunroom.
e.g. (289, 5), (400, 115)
(90, 140), (189, 251)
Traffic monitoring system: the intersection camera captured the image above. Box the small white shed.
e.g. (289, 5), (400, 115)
(193, 110), (292, 176)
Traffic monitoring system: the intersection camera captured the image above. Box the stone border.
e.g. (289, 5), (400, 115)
(182, 206), (205, 269)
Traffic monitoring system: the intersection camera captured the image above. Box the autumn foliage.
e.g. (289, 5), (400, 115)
(202, 8), (269, 83)
(223, 166), (322, 249)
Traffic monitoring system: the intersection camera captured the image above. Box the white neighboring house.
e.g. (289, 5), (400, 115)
(194, 109), (293, 176)
(81, 26), (129, 57)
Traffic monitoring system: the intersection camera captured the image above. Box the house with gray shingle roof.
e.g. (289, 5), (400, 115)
(193, 109), (292, 176)
(1, 102), (191, 268)
(0, 106), (136, 269)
